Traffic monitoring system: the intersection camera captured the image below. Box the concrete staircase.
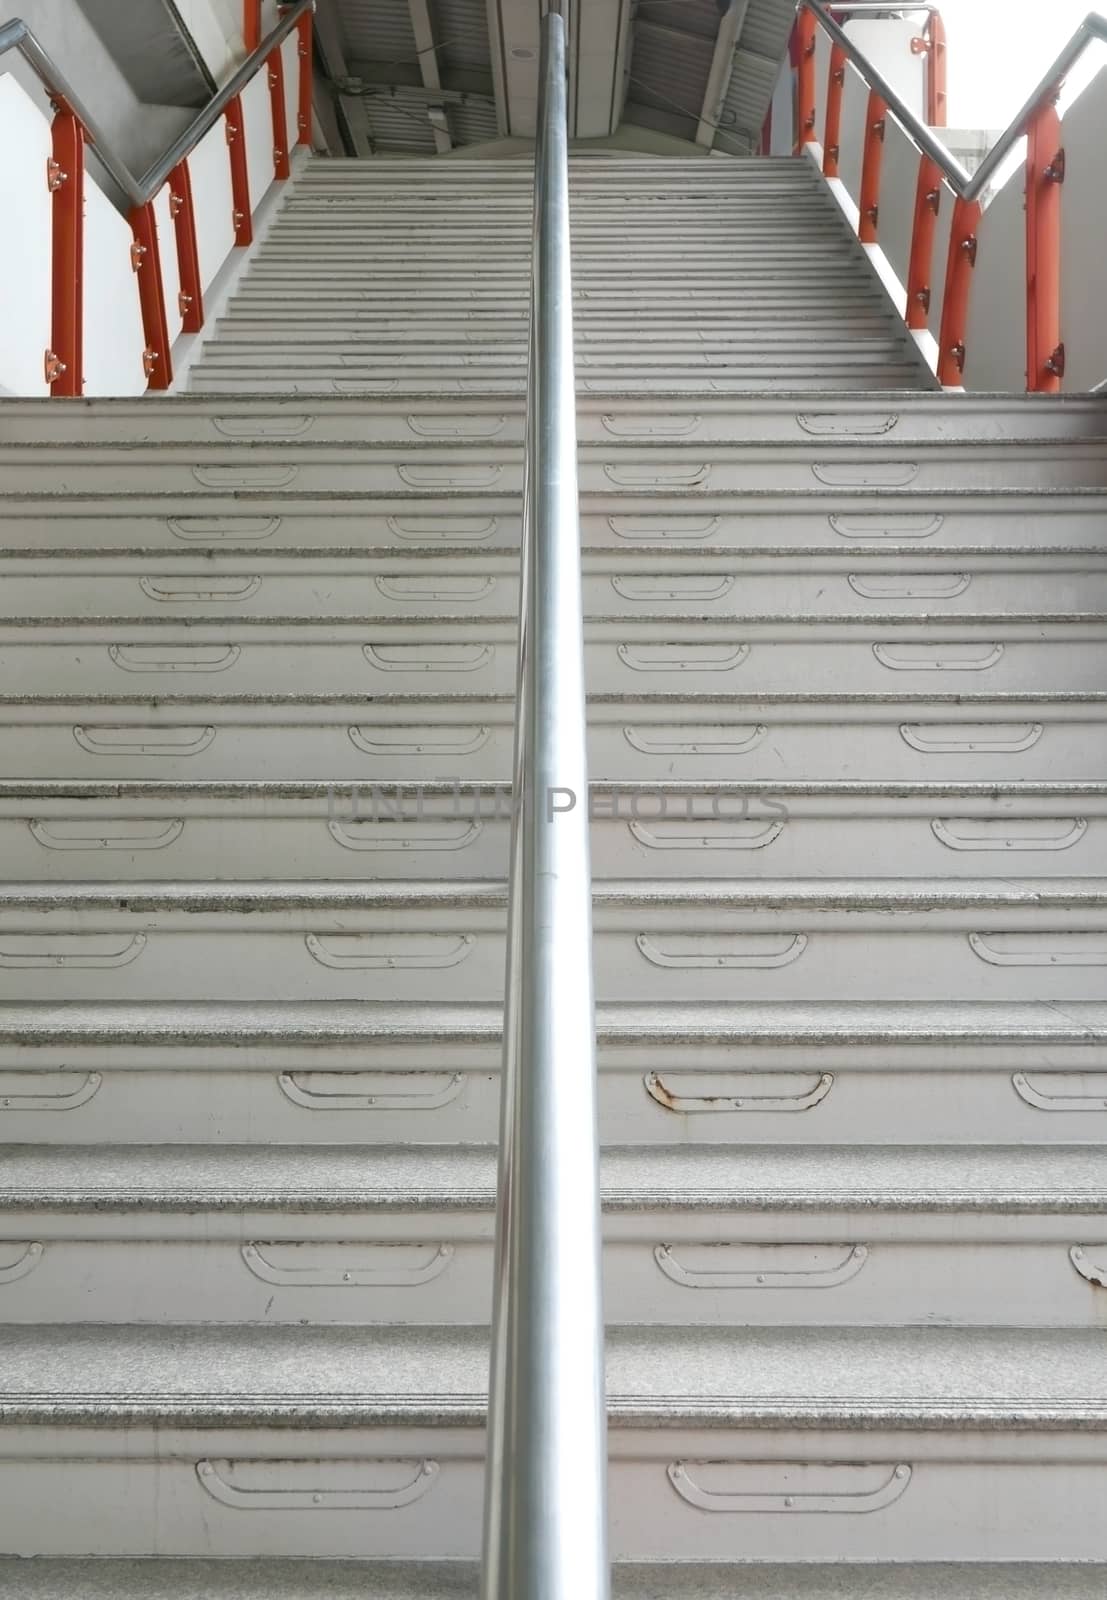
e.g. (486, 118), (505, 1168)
(0, 155), (1106, 1593)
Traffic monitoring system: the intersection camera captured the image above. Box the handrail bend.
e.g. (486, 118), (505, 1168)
(803, 0), (1107, 202)
(798, 0), (1107, 388)
(0, 2), (313, 207)
(481, 11), (608, 1600)
(1, 3), (314, 394)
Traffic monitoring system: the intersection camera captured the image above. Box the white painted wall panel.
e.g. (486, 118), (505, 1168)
(837, 57), (868, 212)
(241, 69), (277, 220)
(1059, 67), (1107, 390)
(878, 112), (919, 295)
(962, 158), (1026, 392)
(844, 18), (926, 124)
(81, 181), (147, 396)
(0, 76), (52, 396)
(189, 118), (237, 293)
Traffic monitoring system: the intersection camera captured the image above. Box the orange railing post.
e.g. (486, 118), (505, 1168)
(796, 9), (818, 152)
(244, 1), (262, 52)
(823, 43), (847, 179)
(296, 10), (313, 146)
(48, 109), (84, 397)
(911, 10), (948, 127)
(937, 195), (982, 385)
(225, 94), (254, 247)
(858, 89), (888, 244)
(128, 201), (173, 391)
(1026, 102), (1064, 393)
(168, 159), (204, 333)
(268, 42), (292, 179)
(927, 11), (948, 128)
(906, 154), (943, 331)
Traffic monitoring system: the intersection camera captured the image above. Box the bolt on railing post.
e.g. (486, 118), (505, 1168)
(795, 8), (818, 152)
(1026, 102), (1063, 393)
(858, 89), (888, 244)
(926, 10), (948, 128)
(906, 154), (942, 330)
(168, 160), (204, 333)
(480, 11), (608, 1600)
(48, 109), (84, 396)
(296, 10), (313, 145)
(224, 95), (254, 246)
(128, 199), (173, 390)
(937, 194), (981, 385)
(823, 43), (847, 178)
(268, 45), (292, 179)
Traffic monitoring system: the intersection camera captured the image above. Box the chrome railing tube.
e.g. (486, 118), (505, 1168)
(806, 1), (1107, 204)
(0, 1), (313, 208)
(480, 10), (608, 1600)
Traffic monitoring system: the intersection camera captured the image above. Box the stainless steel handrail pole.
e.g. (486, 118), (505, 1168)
(480, 10), (608, 1600)
(805, 1), (1107, 204)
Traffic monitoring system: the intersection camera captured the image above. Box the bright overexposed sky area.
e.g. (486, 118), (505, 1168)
(939, 0), (1106, 125)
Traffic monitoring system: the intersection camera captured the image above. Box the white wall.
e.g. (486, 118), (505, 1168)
(957, 64), (1107, 392)
(1057, 65), (1107, 391)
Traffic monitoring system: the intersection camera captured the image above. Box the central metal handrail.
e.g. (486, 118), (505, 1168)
(0, 0), (313, 207)
(805, 0), (1107, 202)
(480, 10), (608, 1600)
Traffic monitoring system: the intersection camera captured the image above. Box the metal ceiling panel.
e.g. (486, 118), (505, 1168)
(339, 0), (419, 63)
(737, 0), (796, 64)
(446, 96), (501, 144)
(636, 0), (721, 42)
(362, 89), (438, 152)
(722, 0), (796, 142)
(625, 17), (716, 134)
(431, 0), (492, 70)
(723, 46), (782, 123)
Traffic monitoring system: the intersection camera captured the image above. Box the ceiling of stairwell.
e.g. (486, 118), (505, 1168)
(312, 0), (798, 158)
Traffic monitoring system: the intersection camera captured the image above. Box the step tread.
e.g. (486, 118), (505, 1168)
(0, 878), (1103, 912)
(1, 1560), (1104, 1599)
(2, 1143), (1105, 1212)
(3, 780), (1103, 800)
(2, 999), (1104, 1044)
(0, 1324), (1105, 1427)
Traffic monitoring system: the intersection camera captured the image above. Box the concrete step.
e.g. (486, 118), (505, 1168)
(0, 998), (1104, 1147)
(0, 694), (1101, 781)
(5, 494), (1107, 553)
(1, 1560), (1104, 1600)
(2, 557), (1106, 621)
(43, 394), (1097, 453)
(0, 878), (1100, 1005)
(10, 440), (1107, 496)
(0, 1326), (1103, 1560)
(187, 369), (929, 394)
(2, 624), (1102, 699)
(0, 1143), (1104, 1328)
(0, 781), (1101, 882)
